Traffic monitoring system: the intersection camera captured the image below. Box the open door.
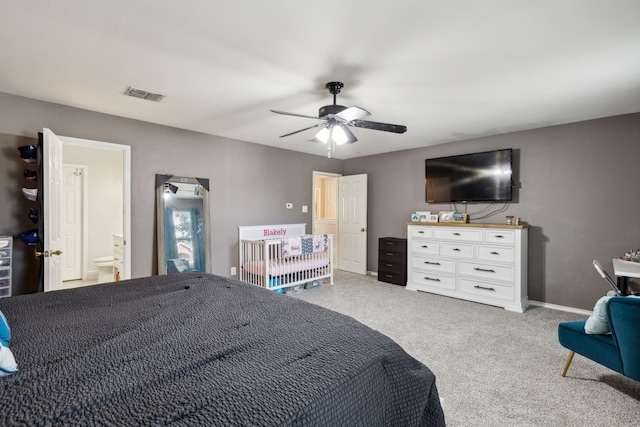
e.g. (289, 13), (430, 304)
(338, 174), (368, 275)
(41, 128), (64, 292)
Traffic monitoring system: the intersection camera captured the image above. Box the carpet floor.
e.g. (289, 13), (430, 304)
(291, 270), (640, 426)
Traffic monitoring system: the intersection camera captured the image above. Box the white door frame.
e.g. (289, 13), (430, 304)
(44, 131), (131, 291)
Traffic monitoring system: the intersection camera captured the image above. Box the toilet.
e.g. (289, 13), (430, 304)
(94, 256), (114, 283)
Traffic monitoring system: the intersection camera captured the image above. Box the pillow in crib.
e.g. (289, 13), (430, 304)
(0, 310), (18, 377)
(584, 296), (611, 335)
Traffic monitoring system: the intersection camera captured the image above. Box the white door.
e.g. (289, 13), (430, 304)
(62, 164), (85, 281)
(43, 128), (64, 292)
(338, 174), (368, 275)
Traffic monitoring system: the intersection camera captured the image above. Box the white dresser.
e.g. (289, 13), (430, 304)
(406, 223), (528, 312)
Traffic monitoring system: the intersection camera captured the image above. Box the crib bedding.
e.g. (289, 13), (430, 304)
(0, 273), (445, 426)
(243, 256), (329, 277)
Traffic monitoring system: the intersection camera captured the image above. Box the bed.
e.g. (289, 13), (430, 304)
(0, 273), (445, 426)
(239, 224), (333, 291)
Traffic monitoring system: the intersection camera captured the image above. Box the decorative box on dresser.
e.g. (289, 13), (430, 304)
(378, 237), (407, 286)
(406, 223), (528, 312)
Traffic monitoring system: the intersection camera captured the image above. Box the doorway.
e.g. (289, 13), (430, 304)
(41, 129), (131, 292)
(312, 172), (368, 275)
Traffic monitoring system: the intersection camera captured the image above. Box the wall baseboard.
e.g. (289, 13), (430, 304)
(529, 300), (591, 316)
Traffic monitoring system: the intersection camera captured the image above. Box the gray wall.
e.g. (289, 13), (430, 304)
(344, 113), (640, 310)
(0, 93), (342, 294)
(2, 91), (638, 310)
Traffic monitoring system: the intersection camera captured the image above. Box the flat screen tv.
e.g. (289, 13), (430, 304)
(425, 148), (513, 203)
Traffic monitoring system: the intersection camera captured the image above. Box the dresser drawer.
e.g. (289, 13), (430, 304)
(477, 245), (515, 263)
(379, 237), (406, 253)
(378, 270), (406, 286)
(485, 229), (515, 245)
(459, 278), (514, 301)
(379, 249), (405, 264)
(441, 242), (474, 259)
(411, 239), (439, 255)
(412, 256), (455, 274)
(379, 260), (405, 274)
(459, 261), (515, 282)
(411, 270), (455, 290)
(434, 227), (483, 242)
(411, 226), (432, 238)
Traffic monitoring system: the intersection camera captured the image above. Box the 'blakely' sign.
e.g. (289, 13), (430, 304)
(264, 228), (287, 237)
(238, 223), (306, 241)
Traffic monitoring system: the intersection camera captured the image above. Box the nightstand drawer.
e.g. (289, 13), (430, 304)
(379, 237), (406, 253)
(379, 250), (405, 263)
(379, 260), (405, 274)
(378, 271), (406, 286)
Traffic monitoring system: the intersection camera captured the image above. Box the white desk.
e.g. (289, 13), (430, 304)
(612, 258), (640, 295)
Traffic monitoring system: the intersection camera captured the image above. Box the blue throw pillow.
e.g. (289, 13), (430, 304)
(0, 310), (10, 347)
(0, 310), (18, 376)
(584, 296), (611, 334)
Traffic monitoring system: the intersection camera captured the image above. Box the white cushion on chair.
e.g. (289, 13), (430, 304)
(585, 296), (611, 334)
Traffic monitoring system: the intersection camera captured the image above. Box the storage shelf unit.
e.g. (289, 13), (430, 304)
(0, 236), (13, 298)
(378, 237), (407, 286)
(406, 223), (528, 312)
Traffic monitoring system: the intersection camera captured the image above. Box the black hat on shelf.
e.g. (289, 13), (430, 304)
(28, 208), (38, 224)
(18, 145), (37, 161)
(23, 169), (37, 181)
(18, 229), (38, 245)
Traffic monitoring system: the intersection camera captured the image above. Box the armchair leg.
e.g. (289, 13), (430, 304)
(562, 351), (575, 377)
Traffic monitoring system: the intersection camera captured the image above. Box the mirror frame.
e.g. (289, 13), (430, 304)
(156, 174), (212, 275)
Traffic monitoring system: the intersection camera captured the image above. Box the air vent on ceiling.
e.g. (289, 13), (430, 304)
(124, 86), (165, 102)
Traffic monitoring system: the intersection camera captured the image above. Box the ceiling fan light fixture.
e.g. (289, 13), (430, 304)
(332, 124), (356, 145)
(313, 127), (331, 144)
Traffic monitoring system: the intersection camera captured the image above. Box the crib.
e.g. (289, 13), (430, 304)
(238, 224), (333, 291)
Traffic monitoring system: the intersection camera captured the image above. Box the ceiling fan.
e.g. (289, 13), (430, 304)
(271, 82), (407, 158)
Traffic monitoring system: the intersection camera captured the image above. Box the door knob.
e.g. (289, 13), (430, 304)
(360, 227), (367, 232)
(35, 250), (48, 257)
(50, 250), (63, 256)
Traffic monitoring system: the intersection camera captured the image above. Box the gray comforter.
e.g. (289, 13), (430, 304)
(0, 273), (445, 426)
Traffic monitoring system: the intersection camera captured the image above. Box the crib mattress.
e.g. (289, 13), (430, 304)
(243, 257), (329, 277)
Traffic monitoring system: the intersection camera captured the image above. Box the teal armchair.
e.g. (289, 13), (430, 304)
(558, 296), (640, 382)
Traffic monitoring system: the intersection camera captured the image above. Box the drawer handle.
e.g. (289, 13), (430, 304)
(386, 242), (394, 245)
(424, 261), (441, 266)
(418, 230), (425, 234)
(453, 248), (461, 252)
(386, 263), (394, 267)
(453, 232), (461, 236)
(490, 251), (500, 255)
(423, 276), (441, 282)
(474, 267), (496, 273)
(385, 274), (394, 278)
(421, 245), (429, 248)
(474, 285), (496, 292)
(495, 235), (505, 238)
(386, 253), (395, 256)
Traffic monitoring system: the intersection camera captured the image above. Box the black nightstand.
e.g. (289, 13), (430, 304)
(378, 237), (407, 286)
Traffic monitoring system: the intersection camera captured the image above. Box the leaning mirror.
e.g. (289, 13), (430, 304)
(156, 174), (212, 275)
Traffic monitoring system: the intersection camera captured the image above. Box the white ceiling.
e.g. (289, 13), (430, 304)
(1, 1), (639, 159)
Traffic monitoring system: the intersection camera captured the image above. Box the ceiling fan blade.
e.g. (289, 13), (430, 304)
(279, 123), (325, 138)
(270, 109), (318, 120)
(335, 106), (370, 122)
(348, 119), (407, 134)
